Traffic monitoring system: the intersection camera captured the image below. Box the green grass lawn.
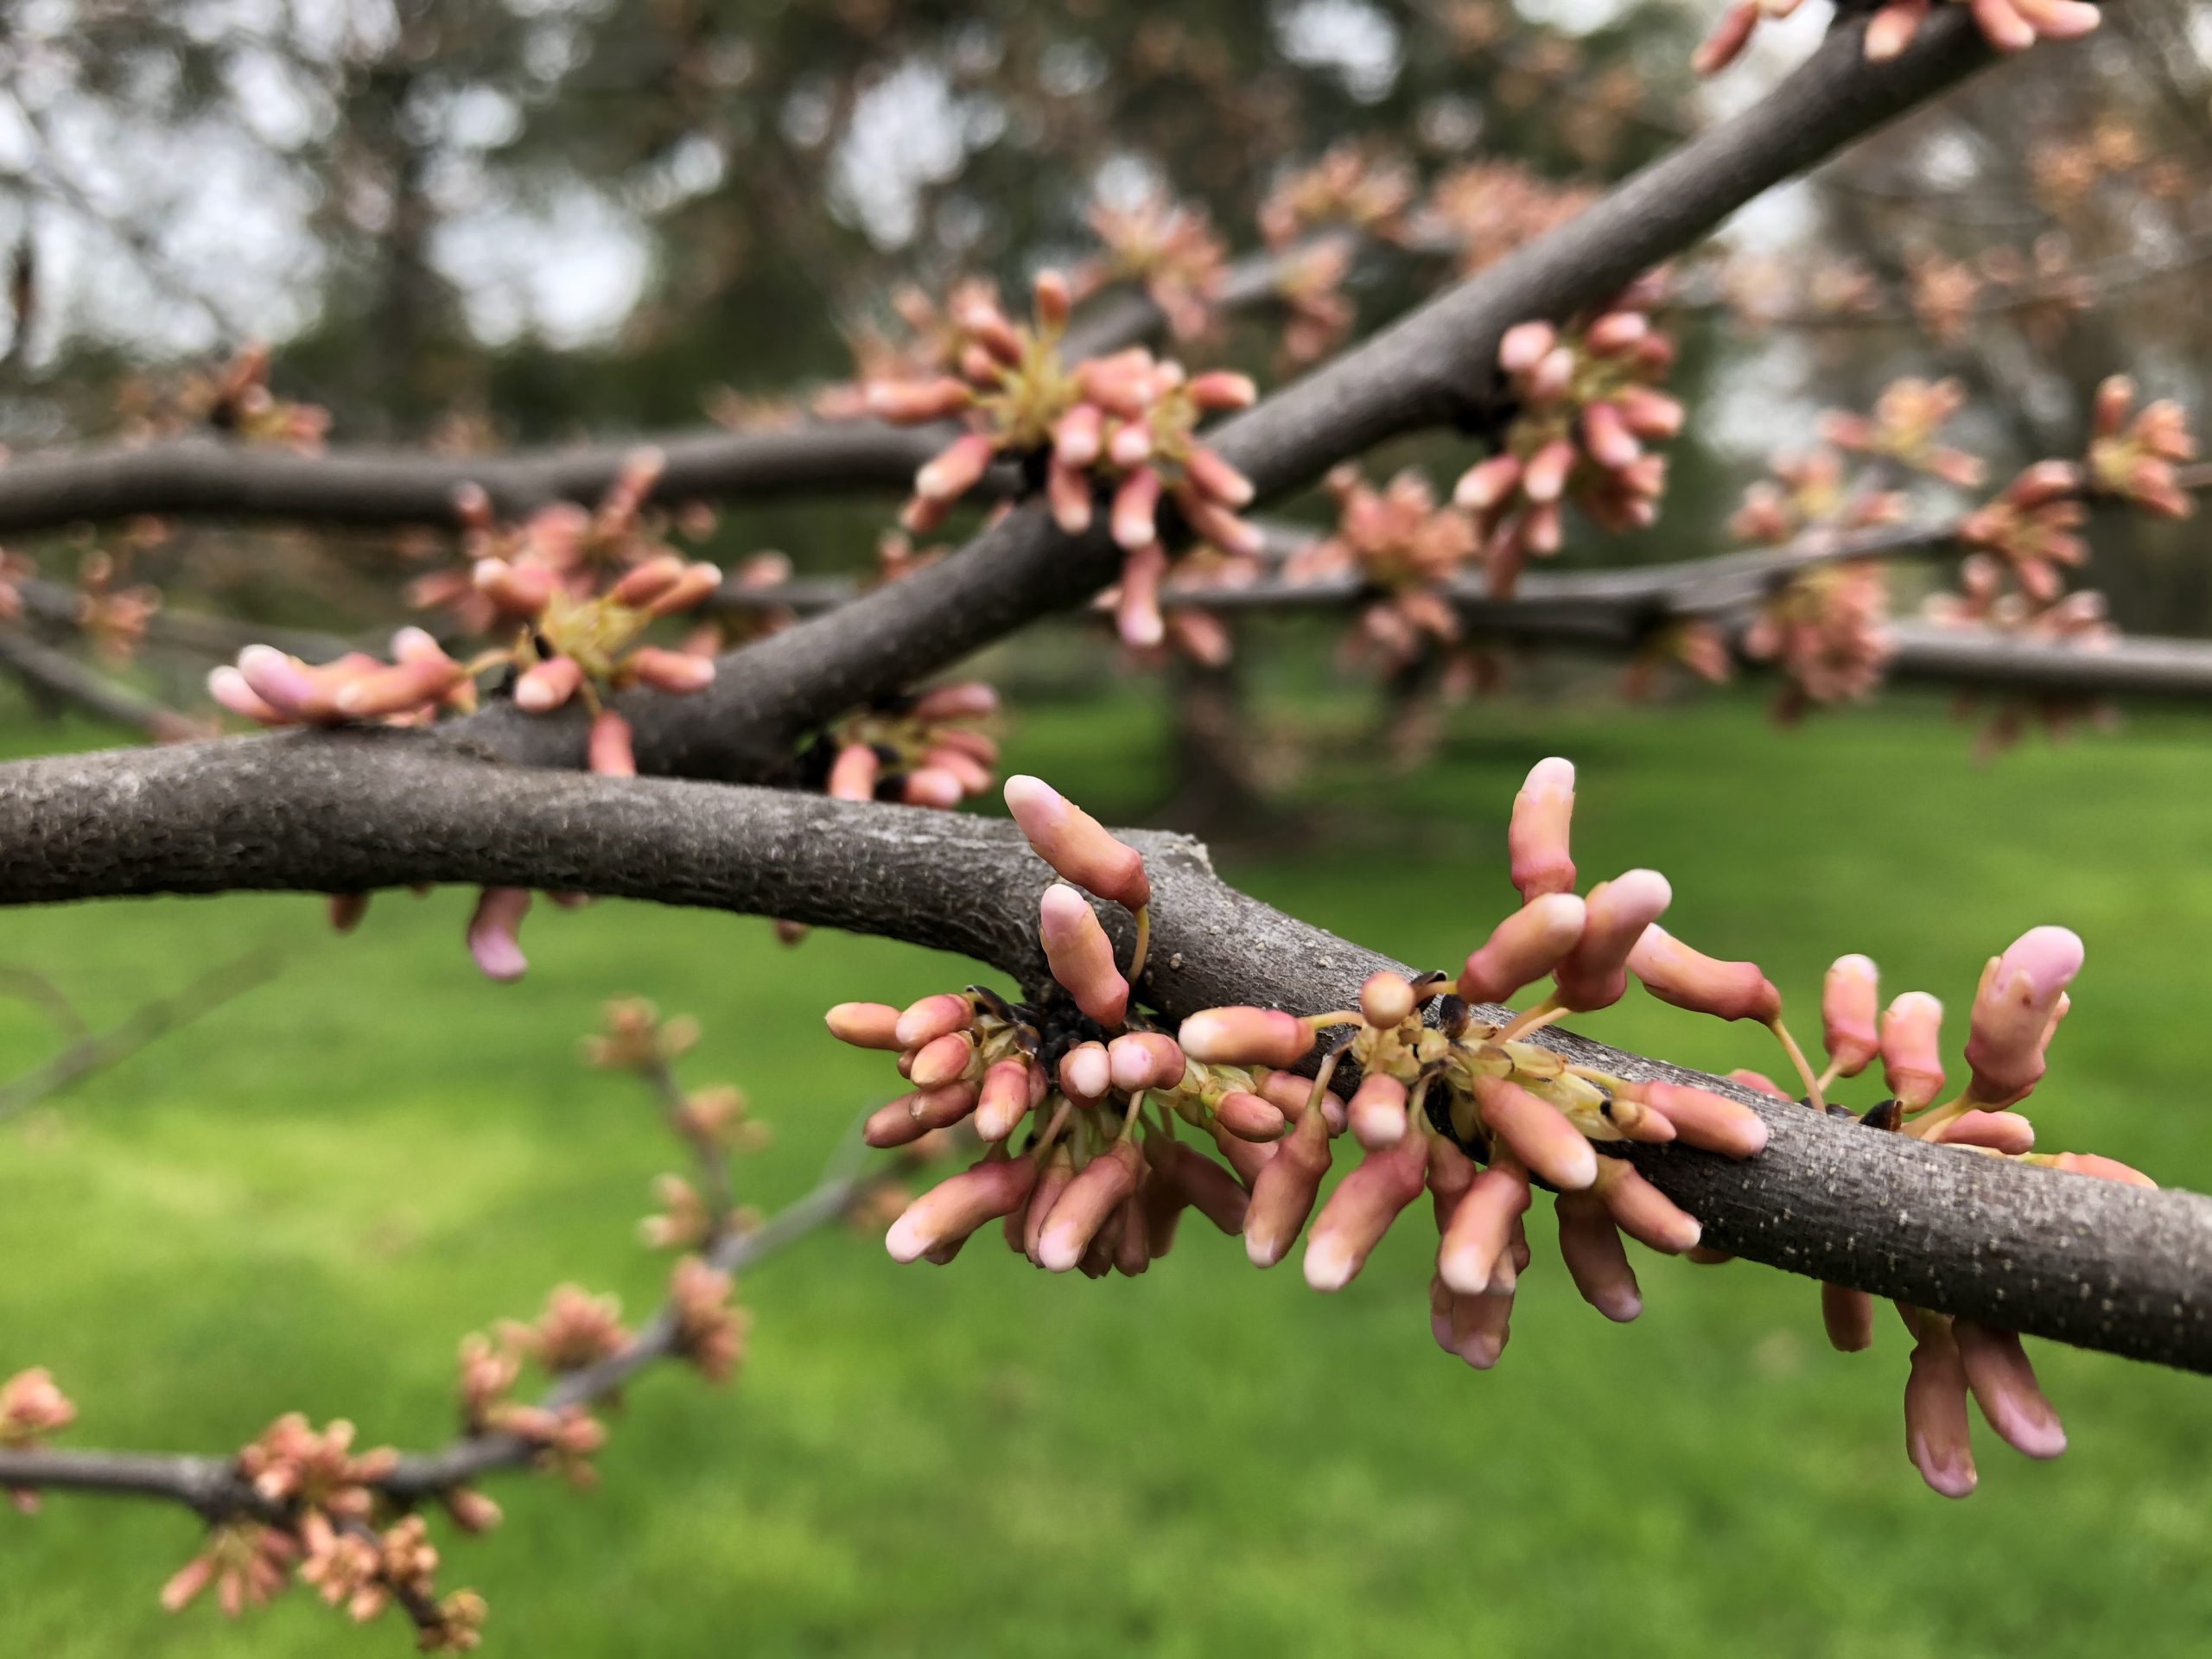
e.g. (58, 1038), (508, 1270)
(5, 687), (2212, 1656)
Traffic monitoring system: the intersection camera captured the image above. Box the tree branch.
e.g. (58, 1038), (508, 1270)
(1, 731), (2205, 1373)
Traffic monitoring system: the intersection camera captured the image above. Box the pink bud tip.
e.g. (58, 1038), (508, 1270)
(1359, 972), (1415, 1028)
(1002, 775), (1151, 912)
(466, 887), (531, 982)
(1059, 1040), (1112, 1102)
(1459, 893), (1586, 1006)
(1881, 992), (1947, 1111)
(1626, 925), (1781, 1024)
(1821, 954), (1881, 1078)
(826, 1002), (905, 1049)
(1039, 883), (1129, 1027)
(894, 992), (975, 1049)
(1176, 1007), (1313, 1068)
(1554, 869), (1671, 1013)
(1508, 757), (1577, 904)
(1966, 925), (2082, 1107)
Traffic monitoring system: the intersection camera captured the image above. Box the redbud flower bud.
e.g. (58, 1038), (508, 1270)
(1002, 775), (1150, 911)
(1822, 1283), (1873, 1352)
(1302, 1133), (1429, 1291)
(915, 432), (997, 503)
(1472, 1074), (1598, 1191)
(1553, 869), (1671, 1012)
(1111, 468), (1162, 551)
(1213, 1090), (1287, 1141)
(1555, 1191), (1642, 1321)
(1347, 1073), (1408, 1150)
(1821, 954), (1880, 1078)
(1591, 1157), (1700, 1253)
(1904, 1322), (1977, 1499)
(887, 1154), (1038, 1263)
(827, 744), (879, 802)
(907, 1030), (976, 1089)
(1176, 1006), (1312, 1068)
(826, 1002), (905, 1050)
(1881, 992), (1946, 1110)
(1581, 402), (1641, 470)
(1438, 1160), (1531, 1296)
(1624, 1081), (1769, 1158)
(588, 709), (635, 779)
(864, 1082), (978, 1147)
(1954, 1320), (2066, 1459)
(1059, 1040), (1112, 1103)
(894, 993), (974, 1049)
(1508, 756), (1577, 903)
(902, 768), (964, 809)
(1626, 925), (1780, 1023)
(976, 1059), (1039, 1141)
(1037, 1140), (1142, 1272)
(1152, 1139), (1249, 1234)
(1116, 539), (1168, 650)
(1108, 1032), (1186, 1094)
(1964, 925), (2082, 1107)
(1454, 452), (1522, 513)
(868, 377), (974, 423)
(1039, 883), (1130, 1027)
(1244, 1106), (1333, 1268)
(1522, 439), (1576, 505)
(515, 656), (585, 714)
(1459, 893), (1586, 1005)
(2051, 1151), (2155, 1187)
(1048, 456), (1093, 532)
(1935, 1110), (2034, 1154)
(1188, 370), (1258, 410)
(1497, 321), (1557, 373)
(1053, 404), (1103, 467)
(1183, 445), (1255, 509)
(1359, 971), (1415, 1027)
(467, 887), (531, 982)
(626, 646), (715, 695)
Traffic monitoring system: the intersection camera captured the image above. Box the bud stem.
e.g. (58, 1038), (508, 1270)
(1765, 1015), (1827, 1111)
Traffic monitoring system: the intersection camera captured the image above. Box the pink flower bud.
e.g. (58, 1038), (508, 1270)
(1454, 452), (1523, 514)
(1592, 1158), (1700, 1253)
(1059, 1039), (1111, 1102)
(867, 376), (974, 424)
(1108, 418), (1154, 470)
(1347, 1073), (1408, 1150)
(2051, 1150), (2155, 1187)
(1188, 370), (1257, 411)
(1037, 1140), (1142, 1272)
(626, 646), (715, 695)
(1177, 490), (1264, 557)
(588, 709), (636, 778)
(237, 644), (327, 720)
(1822, 1283), (1873, 1351)
(1359, 971), (1416, 1028)
(1954, 1320), (2066, 1459)
(1182, 444), (1255, 509)
(1153, 1140), (1249, 1234)
(1244, 1106), (1333, 1268)
(1021, 1147), (1075, 1263)
(1497, 321), (1557, 373)
(1176, 1006), (1312, 1068)
(1528, 347), (1577, 404)
(1108, 1032), (1186, 1095)
(467, 887), (531, 982)
(864, 1081), (978, 1147)
(1213, 1090), (1287, 1141)
(1054, 404), (1104, 467)
(1585, 310), (1650, 354)
(1508, 756), (1577, 904)
(825, 1002), (904, 1049)
(1302, 1133), (1430, 1290)
(608, 555), (686, 609)
(1459, 893), (1586, 1005)
(1472, 1075), (1597, 1191)
(827, 743), (880, 802)
(914, 432), (997, 503)
(1047, 456), (1094, 533)
(1555, 1191), (1641, 1321)
(975, 1058), (1040, 1142)
(887, 1154), (1038, 1263)
(907, 1030), (976, 1089)
(209, 665), (282, 723)
(1969, 0), (2037, 51)
(1110, 467), (1163, 551)
(1554, 869), (1671, 1013)
(1522, 439), (1576, 505)
(1039, 886), (1132, 1027)
(1821, 954), (1880, 1078)
(1881, 992), (1946, 1110)
(1904, 1322), (1978, 1498)
(894, 992), (974, 1049)
(1438, 1161), (1531, 1295)
(1964, 925), (2082, 1107)
(1614, 385), (1685, 439)
(1581, 402), (1640, 470)
(1003, 775), (1151, 912)
(1626, 925), (1781, 1023)
(1033, 268), (1071, 328)
(1116, 538), (1168, 650)
(1621, 1080), (1768, 1158)
(1935, 1110), (2034, 1154)
(515, 655), (586, 714)
(902, 767), (965, 809)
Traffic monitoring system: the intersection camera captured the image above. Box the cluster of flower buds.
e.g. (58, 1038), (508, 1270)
(70, 549), (162, 664)
(1727, 448), (1908, 547)
(1268, 238), (1357, 366)
(804, 680), (1000, 808)
(830, 777), (1324, 1276)
(176, 341), (332, 451)
(1179, 756), (1774, 1358)
(816, 279), (998, 423)
(864, 271), (1261, 647)
(1258, 143), (1415, 248)
(1077, 191), (1229, 341)
(1417, 162), (1597, 279)
(1695, 0), (2099, 79)
(1453, 289), (1681, 596)
(209, 628), (477, 729)
(1958, 461), (2090, 601)
(1924, 557), (2118, 757)
(1818, 378), (1986, 487)
(1731, 930), (2148, 1497)
(2087, 375), (2197, 518)
(1743, 560), (1895, 715)
(1, 1367), (75, 1514)
(1288, 466), (1480, 676)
